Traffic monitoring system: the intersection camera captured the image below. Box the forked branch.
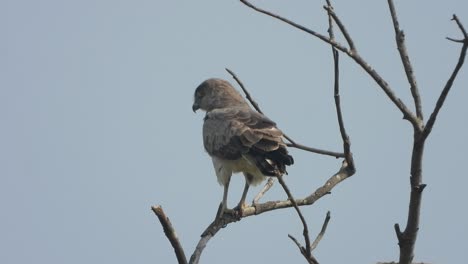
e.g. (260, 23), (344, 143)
(393, 16), (467, 264)
(240, 0), (420, 129)
(326, 0), (355, 171)
(239, 0), (349, 53)
(387, 0), (423, 120)
(423, 15), (468, 140)
(288, 210), (331, 264)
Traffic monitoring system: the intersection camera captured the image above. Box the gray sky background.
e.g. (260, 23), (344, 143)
(2, 0), (468, 263)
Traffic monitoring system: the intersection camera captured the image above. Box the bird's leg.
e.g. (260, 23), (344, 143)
(237, 180), (249, 209)
(233, 178), (250, 217)
(216, 176), (231, 220)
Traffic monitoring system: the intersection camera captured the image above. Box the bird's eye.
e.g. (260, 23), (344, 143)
(196, 89), (205, 99)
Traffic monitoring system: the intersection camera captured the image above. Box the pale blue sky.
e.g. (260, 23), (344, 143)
(2, 0), (467, 263)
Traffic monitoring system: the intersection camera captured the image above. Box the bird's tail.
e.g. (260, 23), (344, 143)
(252, 146), (294, 177)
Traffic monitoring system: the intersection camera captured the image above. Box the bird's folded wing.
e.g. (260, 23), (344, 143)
(203, 107), (285, 160)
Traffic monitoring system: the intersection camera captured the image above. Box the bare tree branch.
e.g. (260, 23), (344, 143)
(253, 177), (275, 204)
(151, 206), (187, 264)
(286, 142), (345, 158)
(323, 5), (356, 52)
(310, 211), (331, 252)
(452, 14), (468, 38)
(155, 2), (466, 264)
(392, 13), (467, 264)
(240, 2), (463, 263)
(325, 0), (355, 172)
(377, 262), (429, 264)
(323, 5), (349, 255)
(446, 37), (465, 43)
(239, 0), (349, 53)
(225, 68), (263, 114)
(387, 0), (423, 120)
(189, 232), (214, 264)
(288, 234), (319, 264)
(277, 175), (312, 259)
(423, 15), (468, 140)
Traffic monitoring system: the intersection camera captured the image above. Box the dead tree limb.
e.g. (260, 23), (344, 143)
(240, 0), (421, 129)
(325, 0), (355, 172)
(395, 13), (468, 264)
(151, 206), (187, 264)
(153, 1), (468, 263)
(252, 177), (275, 204)
(277, 175), (313, 261)
(423, 15), (468, 140)
(239, 1), (466, 264)
(387, 0), (423, 119)
(288, 234), (319, 264)
(310, 211), (331, 252)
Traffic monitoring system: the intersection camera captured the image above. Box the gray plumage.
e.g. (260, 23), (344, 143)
(192, 78), (293, 214)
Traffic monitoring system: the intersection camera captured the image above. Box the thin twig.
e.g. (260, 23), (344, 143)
(310, 211), (331, 251)
(288, 234), (305, 252)
(288, 234), (318, 264)
(286, 142), (345, 158)
(253, 177), (275, 204)
(387, 0), (423, 121)
(446, 37), (465, 43)
(326, 0), (355, 171)
(423, 15), (468, 140)
(152, 206), (188, 264)
(277, 175), (312, 258)
(225, 67), (345, 158)
(225, 68), (263, 114)
(326, 0), (335, 40)
(288, 236), (318, 264)
(452, 14), (468, 38)
(283, 134), (297, 145)
(239, 0), (349, 54)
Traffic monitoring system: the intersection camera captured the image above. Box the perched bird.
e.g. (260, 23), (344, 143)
(192, 78), (293, 216)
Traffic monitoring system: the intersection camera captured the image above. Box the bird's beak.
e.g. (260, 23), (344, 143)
(192, 102), (200, 113)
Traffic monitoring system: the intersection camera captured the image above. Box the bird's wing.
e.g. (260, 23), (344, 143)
(203, 107), (285, 160)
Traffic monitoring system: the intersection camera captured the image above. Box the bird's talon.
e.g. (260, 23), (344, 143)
(233, 203), (247, 217)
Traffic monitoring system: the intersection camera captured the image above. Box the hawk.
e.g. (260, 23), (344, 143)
(192, 78), (294, 216)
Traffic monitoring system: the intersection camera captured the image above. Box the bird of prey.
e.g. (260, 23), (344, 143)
(192, 78), (294, 217)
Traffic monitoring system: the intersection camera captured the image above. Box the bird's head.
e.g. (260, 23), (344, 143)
(193, 78), (249, 113)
